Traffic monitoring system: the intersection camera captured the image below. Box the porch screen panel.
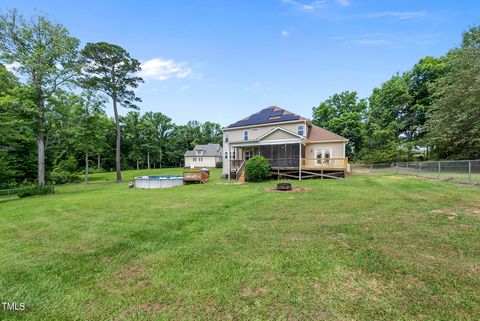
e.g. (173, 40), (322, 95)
(285, 143), (299, 167)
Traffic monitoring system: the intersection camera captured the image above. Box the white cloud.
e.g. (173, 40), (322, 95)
(367, 11), (428, 20)
(281, 30), (290, 36)
(178, 85), (190, 91)
(139, 58), (192, 81)
(282, 0), (327, 12)
(5, 61), (20, 71)
(244, 81), (261, 91)
(337, 0), (350, 6)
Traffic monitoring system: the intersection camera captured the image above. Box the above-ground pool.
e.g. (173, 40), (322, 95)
(135, 175), (183, 189)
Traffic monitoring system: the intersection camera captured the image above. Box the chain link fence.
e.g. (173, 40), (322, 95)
(352, 160), (480, 185)
(0, 180), (128, 202)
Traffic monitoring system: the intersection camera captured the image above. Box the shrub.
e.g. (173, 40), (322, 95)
(245, 156), (271, 182)
(17, 183), (54, 198)
(50, 156), (81, 184)
(55, 156), (78, 173)
(50, 170), (81, 184)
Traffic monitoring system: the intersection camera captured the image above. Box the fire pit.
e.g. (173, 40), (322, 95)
(276, 182), (292, 191)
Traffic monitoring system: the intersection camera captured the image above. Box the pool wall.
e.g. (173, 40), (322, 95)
(135, 176), (184, 189)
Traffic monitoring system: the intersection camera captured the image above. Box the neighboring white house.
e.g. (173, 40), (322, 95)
(184, 144), (223, 168)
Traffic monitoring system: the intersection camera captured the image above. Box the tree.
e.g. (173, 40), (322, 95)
(140, 112), (173, 168)
(0, 64), (36, 187)
(0, 10), (82, 186)
(312, 91), (366, 159)
(200, 121), (223, 145)
(121, 111), (144, 170)
(72, 92), (107, 182)
(426, 25), (480, 159)
(81, 42), (143, 181)
(359, 75), (413, 163)
(404, 56), (446, 145)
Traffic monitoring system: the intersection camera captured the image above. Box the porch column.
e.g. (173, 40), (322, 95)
(227, 145), (231, 180)
(299, 142), (302, 180)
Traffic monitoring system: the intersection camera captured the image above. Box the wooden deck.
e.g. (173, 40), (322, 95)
(230, 157), (349, 180)
(183, 170), (209, 184)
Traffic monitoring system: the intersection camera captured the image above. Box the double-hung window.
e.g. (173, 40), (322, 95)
(243, 130), (248, 141)
(297, 124), (305, 136)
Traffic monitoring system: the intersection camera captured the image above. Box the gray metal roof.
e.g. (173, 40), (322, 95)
(226, 106), (306, 128)
(184, 144), (223, 157)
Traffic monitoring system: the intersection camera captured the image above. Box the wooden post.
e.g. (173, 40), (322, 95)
(227, 145), (231, 180)
(298, 142), (302, 181)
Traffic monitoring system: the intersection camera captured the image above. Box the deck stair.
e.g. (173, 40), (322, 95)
(235, 161), (246, 183)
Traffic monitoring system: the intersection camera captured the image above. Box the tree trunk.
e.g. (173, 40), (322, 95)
(112, 94), (122, 181)
(136, 159), (139, 170)
(147, 151), (150, 169)
(159, 147), (162, 168)
(37, 99), (46, 187)
(85, 151), (89, 183)
(97, 154), (100, 171)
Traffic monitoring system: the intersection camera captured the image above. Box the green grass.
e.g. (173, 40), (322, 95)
(1, 169), (479, 320)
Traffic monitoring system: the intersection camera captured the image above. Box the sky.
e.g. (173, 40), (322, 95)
(3, 0), (479, 126)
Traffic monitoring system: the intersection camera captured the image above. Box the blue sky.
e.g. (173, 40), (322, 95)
(3, 0), (479, 126)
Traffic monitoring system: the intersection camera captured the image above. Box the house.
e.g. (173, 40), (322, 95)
(184, 143), (223, 168)
(222, 106), (349, 181)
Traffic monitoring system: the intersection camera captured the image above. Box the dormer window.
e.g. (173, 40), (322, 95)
(243, 130), (248, 140)
(297, 124), (305, 136)
(196, 150), (203, 156)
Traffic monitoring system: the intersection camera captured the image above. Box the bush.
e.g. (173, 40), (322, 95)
(245, 156), (271, 182)
(50, 156), (81, 184)
(50, 170), (81, 184)
(55, 156), (78, 173)
(17, 183), (54, 198)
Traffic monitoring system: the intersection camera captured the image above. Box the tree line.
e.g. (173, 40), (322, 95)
(312, 25), (480, 163)
(0, 9), (221, 188)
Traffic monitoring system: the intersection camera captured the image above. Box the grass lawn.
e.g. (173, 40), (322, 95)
(0, 169), (479, 320)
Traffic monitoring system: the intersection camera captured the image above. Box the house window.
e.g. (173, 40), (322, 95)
(297, 124), (305, 136)
(315, 149), (331, 165)
(196, 150), (203, 155)
(224, 133), (229, 143)
(199, 157), (203, 162)
(193, 157), (197, 162)
(224, 152), (228, 159)
(243, 130), (248, 140)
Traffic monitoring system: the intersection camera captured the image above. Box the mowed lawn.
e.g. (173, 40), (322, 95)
(0, 170), (479, 320)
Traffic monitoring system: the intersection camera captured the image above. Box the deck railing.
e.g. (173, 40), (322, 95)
(302, 158), (348, 170)
(231, 157), (349, 170)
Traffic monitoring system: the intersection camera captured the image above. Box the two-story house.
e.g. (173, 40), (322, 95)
(222, 106), (348, 181)
(184, 143), (223, 168)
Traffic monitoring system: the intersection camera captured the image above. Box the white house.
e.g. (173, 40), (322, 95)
(184, 144), (223, 168)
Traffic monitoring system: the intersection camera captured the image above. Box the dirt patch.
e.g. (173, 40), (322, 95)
(264, 187), (312, 193)
(405, 276), (426, 288)
(242, 286), (267, 297)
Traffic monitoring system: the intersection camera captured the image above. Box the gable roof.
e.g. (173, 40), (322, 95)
(226, 106), (307, 128)
(257, 127), (303, 141)
(184, 143), (222, 157)
(307, 124), (348, 142)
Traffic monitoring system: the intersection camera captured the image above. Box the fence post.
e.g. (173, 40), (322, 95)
(469, 161), (472, 184)
(438, 162), (441, 179)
